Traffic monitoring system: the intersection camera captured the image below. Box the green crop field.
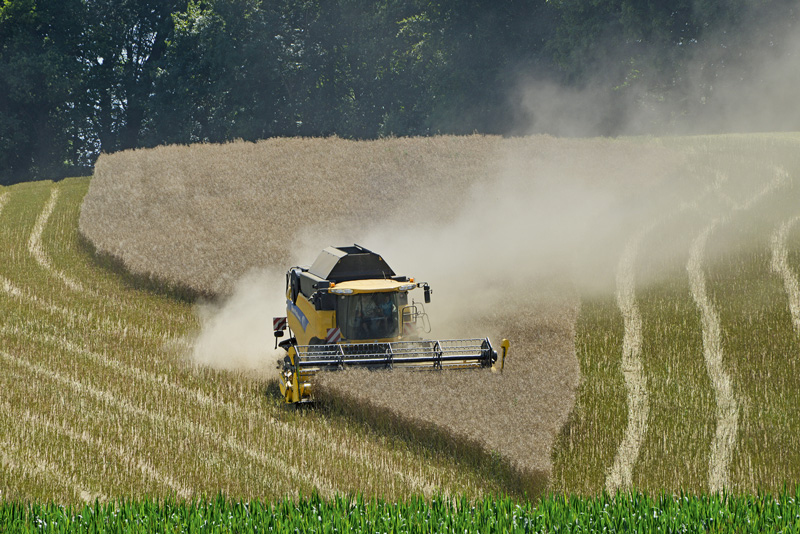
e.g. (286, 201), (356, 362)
(3, 134), (800, 530)
(5, 490), (800, 533)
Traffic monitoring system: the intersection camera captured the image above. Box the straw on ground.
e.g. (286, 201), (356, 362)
(771, 215), (800, 334)
(606, 228), (649, 493)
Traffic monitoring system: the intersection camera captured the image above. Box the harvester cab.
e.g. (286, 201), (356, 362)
(273, 245), (509, 403)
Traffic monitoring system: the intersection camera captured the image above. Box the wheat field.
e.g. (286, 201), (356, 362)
(0, 177), (513, 505)
(79, 136), (691, 492)
(4, 133), (800, 503)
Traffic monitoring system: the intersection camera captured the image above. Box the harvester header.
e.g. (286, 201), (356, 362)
(274, 245), (509, 403)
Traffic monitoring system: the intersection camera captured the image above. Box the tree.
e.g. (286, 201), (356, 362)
(148, 0), (298, 145)
(437, 0), (559, 134)
(0, 0), (86, 184)
(546, 0), (800, 134)
(293, 0), (425, 138)
(81, 0), (189, 153)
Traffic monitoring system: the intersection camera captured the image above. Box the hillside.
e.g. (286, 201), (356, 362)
(4, 133), (800, 502)
(79, 135), (687, 492)
(80, 133), (800, 495)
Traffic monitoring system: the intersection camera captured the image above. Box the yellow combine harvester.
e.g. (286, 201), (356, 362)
(274, 245), (509, 403)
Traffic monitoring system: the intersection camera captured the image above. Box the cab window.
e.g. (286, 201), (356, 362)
(337, 292), (403, 340)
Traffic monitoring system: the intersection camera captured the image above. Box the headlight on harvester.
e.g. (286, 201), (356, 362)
(330, 288), (354, 294)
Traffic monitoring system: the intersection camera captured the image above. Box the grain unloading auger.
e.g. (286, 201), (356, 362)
(273, 245), (510, 404)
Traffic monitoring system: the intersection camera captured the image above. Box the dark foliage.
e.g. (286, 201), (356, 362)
(0, 0), (797, 184)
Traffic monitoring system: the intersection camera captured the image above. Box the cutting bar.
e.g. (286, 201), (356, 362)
(294, 338), (497, 370)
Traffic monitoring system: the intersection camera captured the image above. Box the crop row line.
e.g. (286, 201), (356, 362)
(0, 348), (337, 498)
(0, 424), (103, 503)
(687, 220), (739, 493)
(771, 215), (800, 334)
(0, 271), (158, 341)
(687, 167), (788, 492)
(606, 226), (649, 493)
(27, 187), (90, 294)
(0, 322), (224, 409)
(0, 398), (192, 500)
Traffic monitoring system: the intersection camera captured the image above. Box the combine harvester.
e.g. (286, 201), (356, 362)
(274, 245), (510, 403)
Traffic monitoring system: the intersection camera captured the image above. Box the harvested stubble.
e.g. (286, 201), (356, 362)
(555, 134), (800, 495)
(79, 135), (689, 494)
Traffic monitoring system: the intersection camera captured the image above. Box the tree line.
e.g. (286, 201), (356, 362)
(1, 0), (797, 185)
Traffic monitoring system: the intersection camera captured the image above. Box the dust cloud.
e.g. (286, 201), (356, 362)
(517, 10), (800, 137)
(298, 137), (688, 341)
(189, 269), (287, 375)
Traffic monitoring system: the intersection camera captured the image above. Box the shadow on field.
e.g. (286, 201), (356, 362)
(78, 234), (214, 302)
(312, 384), (550, 500)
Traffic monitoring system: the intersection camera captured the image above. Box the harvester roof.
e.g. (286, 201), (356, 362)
(308, 245), (396, 282)
(330, 279), (416, 294)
